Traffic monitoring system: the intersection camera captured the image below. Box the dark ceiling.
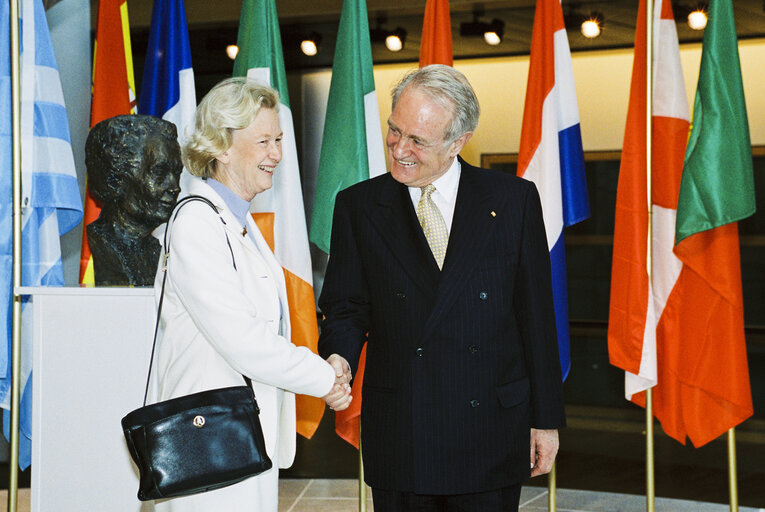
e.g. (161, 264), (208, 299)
(123, 0), (765, 97)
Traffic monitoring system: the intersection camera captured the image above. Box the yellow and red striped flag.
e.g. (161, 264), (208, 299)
(79, 0), (136, 284)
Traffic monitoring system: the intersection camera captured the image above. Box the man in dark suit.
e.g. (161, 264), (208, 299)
(318, 65), (564, 512)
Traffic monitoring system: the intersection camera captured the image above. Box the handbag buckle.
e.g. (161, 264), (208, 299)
(192, 415), (206, 428)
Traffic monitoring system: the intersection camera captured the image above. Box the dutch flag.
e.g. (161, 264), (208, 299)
(517, 0), (590, 381)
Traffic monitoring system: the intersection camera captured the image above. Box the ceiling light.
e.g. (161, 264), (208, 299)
(484, 31), (501, 46)
(385, 27), (407, 52)
(226, 44), (239, 60)
(385, 33), (403, 52)
(580, 13), (603, 38)
(460, 11), (505, 47)
(300, 33), (321, 56)
(371, 18), (407, 53)
(687, 8), (708, 30)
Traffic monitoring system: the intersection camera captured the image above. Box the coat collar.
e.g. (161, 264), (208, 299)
(365, 159), (507, 333)
(185, 177), (290, 335)
(368, 174), (441, 293)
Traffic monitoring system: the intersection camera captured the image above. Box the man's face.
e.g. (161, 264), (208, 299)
(123, 136), (182, 227)
(386, 87), (471, 188)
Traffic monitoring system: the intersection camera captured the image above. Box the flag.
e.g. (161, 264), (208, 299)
(608, 0), (752, 446)
(517, 0), (589, 381)
(79, 0), (135, 284)
(663, 0), (753, 446)
(0, 0), (84, 468)
(419, 0), (452, 67)
(609, 0), (688, 402)
(138, 0), (196, 191)
(232, 0), (329, 438)
(310, 0), (386, 448)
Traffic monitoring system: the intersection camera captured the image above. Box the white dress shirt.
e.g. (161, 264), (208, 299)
(407, 157), (461, 234)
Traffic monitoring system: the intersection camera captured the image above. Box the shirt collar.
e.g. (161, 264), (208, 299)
(427, 157), (461, 202)
(206, 178), (251, 227)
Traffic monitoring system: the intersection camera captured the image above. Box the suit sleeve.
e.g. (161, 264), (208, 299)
(166, 203), (335, 398)
(514, 182), (566, 429)
(317, 191), (370, 377)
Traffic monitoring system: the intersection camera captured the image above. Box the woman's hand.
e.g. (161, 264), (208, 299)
(323, 354), (353, 411)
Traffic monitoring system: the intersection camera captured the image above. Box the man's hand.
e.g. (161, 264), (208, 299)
(529, 428), (559, 477)
(322, 354), (353, 411)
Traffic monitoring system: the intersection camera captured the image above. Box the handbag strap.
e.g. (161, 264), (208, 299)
(143, 194), (252, 406)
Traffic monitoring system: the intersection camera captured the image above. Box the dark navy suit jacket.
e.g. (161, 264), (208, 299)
(318, 158), (565, 495)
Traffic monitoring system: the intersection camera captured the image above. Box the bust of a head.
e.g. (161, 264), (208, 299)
(85, 115), (182, 286)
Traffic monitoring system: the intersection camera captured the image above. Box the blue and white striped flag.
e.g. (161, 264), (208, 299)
(138, 0), (196, 191)
(517, 0), (590, 381)
(0, 0), (83, 469)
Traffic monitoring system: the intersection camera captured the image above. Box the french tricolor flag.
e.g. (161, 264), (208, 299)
(138, 0), (197, 190)
(517, 0), (589, 381)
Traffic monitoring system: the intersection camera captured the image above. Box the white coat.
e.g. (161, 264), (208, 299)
(149, 178), (335, 511)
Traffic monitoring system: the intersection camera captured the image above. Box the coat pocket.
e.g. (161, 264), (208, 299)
(496, 378), (530, 408)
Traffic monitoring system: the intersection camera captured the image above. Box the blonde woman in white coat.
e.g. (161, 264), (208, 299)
(151, 77), (352, 512)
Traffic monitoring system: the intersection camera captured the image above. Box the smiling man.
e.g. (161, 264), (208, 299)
(318, 65), (565, 512)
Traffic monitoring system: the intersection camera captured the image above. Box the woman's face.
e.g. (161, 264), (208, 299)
(215, 108), (282, 201)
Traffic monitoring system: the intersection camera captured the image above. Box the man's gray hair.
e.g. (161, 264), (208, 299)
(392, 64), (480, 143)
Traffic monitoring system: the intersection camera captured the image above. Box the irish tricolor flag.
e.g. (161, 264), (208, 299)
(310, 0), (386, 254)
(419, 0), (453, 67)
(233, 0), (326, 438)
(517, 0), (589, 381)
(310, 0), (386, 449)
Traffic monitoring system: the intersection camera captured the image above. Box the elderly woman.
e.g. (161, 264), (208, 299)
(151, 77), (351, 511)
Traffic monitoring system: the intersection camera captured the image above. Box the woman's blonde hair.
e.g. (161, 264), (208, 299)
(183, 77), (280, 179)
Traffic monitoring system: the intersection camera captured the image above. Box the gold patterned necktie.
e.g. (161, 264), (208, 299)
(416, 184), (449, 269)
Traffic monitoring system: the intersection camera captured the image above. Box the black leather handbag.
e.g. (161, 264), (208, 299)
(121, 195), (272, 501)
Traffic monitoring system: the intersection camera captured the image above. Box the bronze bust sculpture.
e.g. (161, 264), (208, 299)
(85, 115), (182, 286)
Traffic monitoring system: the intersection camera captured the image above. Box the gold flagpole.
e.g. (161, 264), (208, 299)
(359, 430), (366, 512)
(645, 390), (655, 512)
(548, 461), (557, 511)
(728, 428), (738, 512)
(645, 0), (655, 511)
(8, 0), (24, 510)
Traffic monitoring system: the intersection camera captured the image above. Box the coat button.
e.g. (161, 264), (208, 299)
(479, 292), (488, 300)
(415, 347), (424, 357)
(470, 400), (480, 408)
(469, 345), (479, 354)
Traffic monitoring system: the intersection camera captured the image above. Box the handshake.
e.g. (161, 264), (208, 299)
(322, 354), (353, 411)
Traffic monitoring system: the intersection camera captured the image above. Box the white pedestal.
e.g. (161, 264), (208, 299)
(19, 287), (156, 512)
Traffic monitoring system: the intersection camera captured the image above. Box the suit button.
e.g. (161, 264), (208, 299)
(469, 345), (479, 354)
(396, 292), (406, 300)
(470, 400), (480, 408)
(415, 347), (424, 357)
(479, 292), (488, 300)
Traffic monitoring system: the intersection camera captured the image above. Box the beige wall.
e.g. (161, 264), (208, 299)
(365, 37), (765, 166)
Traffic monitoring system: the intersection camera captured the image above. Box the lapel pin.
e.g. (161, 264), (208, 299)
(490, 211), (496, 217)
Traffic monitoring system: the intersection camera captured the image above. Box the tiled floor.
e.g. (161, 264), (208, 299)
(1, 480), (762, 511)
(277, 479), (765, 512)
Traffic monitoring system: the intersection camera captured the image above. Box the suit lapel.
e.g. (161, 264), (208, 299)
(366, 175), (441, 293)
(423, 161), (506, 335)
